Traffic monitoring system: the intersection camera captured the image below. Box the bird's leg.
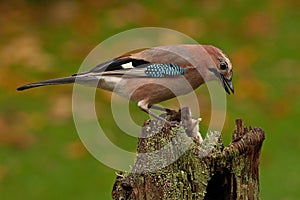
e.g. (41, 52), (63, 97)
(141, 107), (173, 126)
(150, 105), (176, 114)
(138, 101), (173, 126)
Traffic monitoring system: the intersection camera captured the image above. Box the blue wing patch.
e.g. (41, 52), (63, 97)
(144, 64), (186, 78)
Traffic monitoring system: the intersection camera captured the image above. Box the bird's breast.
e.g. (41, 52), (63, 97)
(96, 67), (205, 105)
(112, 75), (202, 105)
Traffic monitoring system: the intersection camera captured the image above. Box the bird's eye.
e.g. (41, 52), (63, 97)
(220, 62), (228, 70)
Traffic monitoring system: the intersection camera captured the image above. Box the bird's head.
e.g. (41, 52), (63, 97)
(204, 45), (234, 95)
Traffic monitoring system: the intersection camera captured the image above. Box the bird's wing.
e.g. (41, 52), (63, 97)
(76, 46), (193, 78)
(73, 57), (145, 76)
(100, 63), (188, 78)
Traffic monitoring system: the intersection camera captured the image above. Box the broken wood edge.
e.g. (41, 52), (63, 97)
(221, 119), (265, 159)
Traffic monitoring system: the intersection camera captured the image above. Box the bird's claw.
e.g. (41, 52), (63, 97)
(167, 120), (180, 126)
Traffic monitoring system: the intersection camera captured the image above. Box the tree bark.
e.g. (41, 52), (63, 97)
(112, 108), (265, 200)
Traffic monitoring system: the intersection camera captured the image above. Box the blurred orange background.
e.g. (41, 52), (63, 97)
(0, 0), (299, 199)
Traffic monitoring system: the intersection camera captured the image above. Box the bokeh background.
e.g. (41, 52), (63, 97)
(1, 0), (299, 199)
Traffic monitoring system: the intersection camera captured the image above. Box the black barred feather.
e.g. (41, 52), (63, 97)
(144, 64), (186, 78)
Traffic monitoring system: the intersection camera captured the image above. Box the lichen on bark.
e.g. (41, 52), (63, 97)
(112, 109), (264, 200)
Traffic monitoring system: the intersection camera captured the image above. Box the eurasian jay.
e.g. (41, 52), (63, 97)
(17, 44), (234, 124)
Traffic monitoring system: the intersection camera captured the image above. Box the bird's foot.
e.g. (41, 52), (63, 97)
(180, 107), (203, 143)
(149, 112), (179, 127)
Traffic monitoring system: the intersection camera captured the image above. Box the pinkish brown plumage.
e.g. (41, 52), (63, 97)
(17, 44), (234, 123)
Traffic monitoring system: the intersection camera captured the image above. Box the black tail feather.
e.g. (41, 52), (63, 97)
(16, 76), (76, 91)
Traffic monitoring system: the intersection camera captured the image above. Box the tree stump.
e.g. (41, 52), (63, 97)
(112, 108), (265, 200)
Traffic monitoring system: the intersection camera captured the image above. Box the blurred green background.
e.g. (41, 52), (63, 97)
(1, 0), (299, 199)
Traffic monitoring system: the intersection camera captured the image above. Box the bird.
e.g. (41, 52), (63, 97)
(17, 44), (234, 124)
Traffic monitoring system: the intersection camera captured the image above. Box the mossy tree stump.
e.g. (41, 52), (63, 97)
(112, 108), (265, 200)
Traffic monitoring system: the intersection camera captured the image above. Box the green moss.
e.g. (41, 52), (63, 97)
(113, 118), (263, 199)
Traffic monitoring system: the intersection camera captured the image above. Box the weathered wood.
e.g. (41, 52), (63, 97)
(112, 108), (265, 200)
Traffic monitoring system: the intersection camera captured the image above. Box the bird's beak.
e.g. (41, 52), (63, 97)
(221, 75), (234, 94)
(208, 68), (234, 95)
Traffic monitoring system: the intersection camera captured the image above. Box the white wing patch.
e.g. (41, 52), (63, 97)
(121, 62), (134, 69)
